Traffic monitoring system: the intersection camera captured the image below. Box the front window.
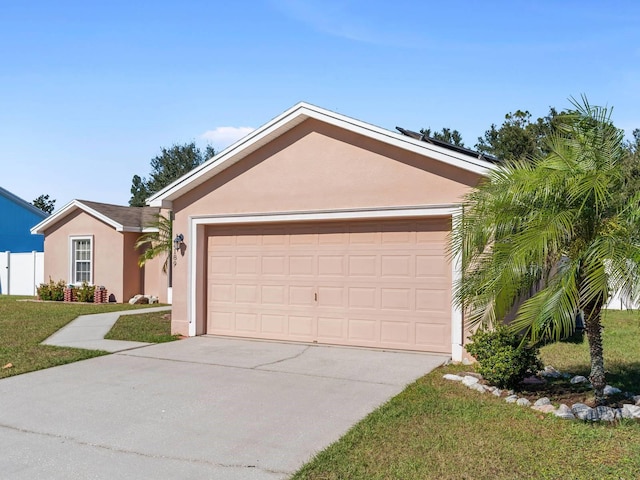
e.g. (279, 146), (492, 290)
(70, 237), (92, 284)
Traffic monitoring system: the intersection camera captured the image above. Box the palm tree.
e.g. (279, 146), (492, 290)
(451, 97), (640, 405)
(135, 213), (173, 274)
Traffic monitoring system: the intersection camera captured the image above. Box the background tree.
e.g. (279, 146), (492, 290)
(475, 108), (564, 162)
(420, 127), (465, 146)
(129, 142), (215, 206)
(452, 97), (640, 405)
(620, 128), (640, 204)
(32, 194), (55, 214)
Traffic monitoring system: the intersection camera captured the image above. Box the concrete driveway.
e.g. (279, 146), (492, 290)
(0, 336), (448, 479)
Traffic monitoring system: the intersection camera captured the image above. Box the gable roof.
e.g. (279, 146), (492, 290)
(31, 199), (160, 235)
(0, 186), (49, 219)
(148, 102), (497, 208)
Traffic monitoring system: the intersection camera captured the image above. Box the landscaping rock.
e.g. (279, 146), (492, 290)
(522, 376), (546, 385)
(469, 383), (487, 393)
(554, 404), (575, 419)
(505, 395), (518, 404)
(491, 388), (502, 397)
(570, 375), (588, 384)
(461, 357), (473, 365)
(534, 397), (551, 407)
(604, 385), (622, 396)
(462, 376), (480, 387)
(633, 395), (640, 405)
(129, 294), (143, 305)
(516, 398), (531, 407)
(532, 404), (556, 414)
(622, 404), (640, 419)
(594, 406), (617, 422)
(443, 374), (464, 382)
(572, 403), (599, 421)
(541, 366), (562, 378)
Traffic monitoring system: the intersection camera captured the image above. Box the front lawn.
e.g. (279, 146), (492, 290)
(0, 296), (155, 379)
(293, 310), (640, 479)
(105, 310), (180, 343)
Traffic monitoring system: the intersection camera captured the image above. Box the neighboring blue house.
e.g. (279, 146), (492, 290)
(0, 187), (48, 252)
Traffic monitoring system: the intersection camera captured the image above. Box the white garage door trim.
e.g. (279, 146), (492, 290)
(187, 204), (464, 360)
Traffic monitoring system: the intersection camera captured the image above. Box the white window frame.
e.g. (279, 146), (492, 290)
(68, 235), (93, 285)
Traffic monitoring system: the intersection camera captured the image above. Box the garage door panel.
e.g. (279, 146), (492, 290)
(318, 255), (345, 276)
(289, 255), (315, 275)
(210, 311), (234, 331)
(261, 314), (287, 334)
(210, 283), (233, 302)
(416, 288), (449, 312)
(380, 320), (412, 344)
(236, 256), (259, 274)
(210, 256), (234, 275)
(317, 316), (347, 340)
(381, 228), (414, 244)
(381, 255), (412, 277)
(235, 313), (258, 332)
(348, 318), (379, 343)
(415, 322), (449, 352)
(380, 287), (412, 310)
(288, 315), (315, 338)
(260, 285), (287, 305)
(235, 284), (258, 303)
(207, 219), (452, 353)
(348, 256), (377, 276)
(347, 287), (377, 309)
(416, 255), (449, 278)
(262, 256), (287, 275)
(289, 285), (315, 305)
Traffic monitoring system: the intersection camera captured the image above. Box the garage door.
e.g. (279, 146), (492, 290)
(206, 219), (452, 353)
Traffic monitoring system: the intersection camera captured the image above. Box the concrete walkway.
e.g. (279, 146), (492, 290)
(42, 306), (172, 352)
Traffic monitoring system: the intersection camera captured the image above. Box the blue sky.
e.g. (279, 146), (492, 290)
(2, 0), (639, 209)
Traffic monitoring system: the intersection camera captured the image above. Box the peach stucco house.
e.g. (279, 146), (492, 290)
(147, 102), (495, 361)
(31, 200), (168, 303)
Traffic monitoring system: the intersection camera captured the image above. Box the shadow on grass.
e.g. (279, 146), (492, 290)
(547, 361), (640, 394)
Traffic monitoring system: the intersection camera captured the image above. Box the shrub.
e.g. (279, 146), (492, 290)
(36, 278), (66, 301)
(466, 326), (543, 389)
(76, 282), (95, 303)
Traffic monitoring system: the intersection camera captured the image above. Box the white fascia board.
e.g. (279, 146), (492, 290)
(31, 200), (123, 234)
(148, 102), (495, 207)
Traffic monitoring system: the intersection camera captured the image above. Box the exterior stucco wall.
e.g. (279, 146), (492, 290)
(142, 253), (168, 303)
(43, 209), (126, 302)
(122, 232), (143, 302)
(169, 119), (483, 336)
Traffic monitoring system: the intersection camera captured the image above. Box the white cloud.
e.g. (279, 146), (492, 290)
(201, 126), (254, 150)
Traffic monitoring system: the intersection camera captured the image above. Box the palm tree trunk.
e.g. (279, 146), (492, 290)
(583, 303), (607, 405)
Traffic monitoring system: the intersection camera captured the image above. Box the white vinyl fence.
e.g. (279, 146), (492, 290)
(605, 289), (640, 310)
(0, 251), (44, 296)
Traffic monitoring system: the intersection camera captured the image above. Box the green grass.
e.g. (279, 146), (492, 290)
(540, 309), (640, 393)
(105, 310), (179, 343)
(0, 295), (158, 379)
(293, 310), (640, 480)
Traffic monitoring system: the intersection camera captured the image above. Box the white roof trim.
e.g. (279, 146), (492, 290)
(148, 102), (496, 208)
(31, 200), (125, 234)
